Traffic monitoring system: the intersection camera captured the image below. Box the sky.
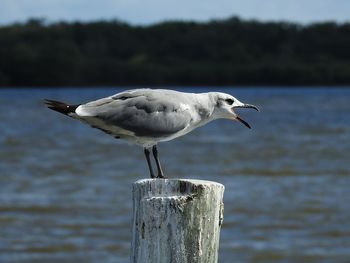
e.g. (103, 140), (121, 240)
(0, 0), (349, 25)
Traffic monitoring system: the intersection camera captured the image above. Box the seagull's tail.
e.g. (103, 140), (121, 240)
(44, 99), (80, 116)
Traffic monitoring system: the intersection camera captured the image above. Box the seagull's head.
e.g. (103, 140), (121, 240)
(211, 92), (259, 129)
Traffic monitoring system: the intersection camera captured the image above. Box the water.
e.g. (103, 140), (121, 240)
(1, 87), (349, 263)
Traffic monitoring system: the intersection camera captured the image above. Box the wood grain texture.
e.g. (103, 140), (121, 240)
(131, 179), (224, 263)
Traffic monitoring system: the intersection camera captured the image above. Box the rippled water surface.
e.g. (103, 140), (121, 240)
(1, 87), (350, 263)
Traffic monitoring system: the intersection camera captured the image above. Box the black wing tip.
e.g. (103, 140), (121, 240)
(44, 99), (79, 115)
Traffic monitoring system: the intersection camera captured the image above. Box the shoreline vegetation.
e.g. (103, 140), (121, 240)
(0, 17), (349, 87)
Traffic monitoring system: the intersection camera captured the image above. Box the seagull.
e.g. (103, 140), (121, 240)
(45, 89), (258, 178)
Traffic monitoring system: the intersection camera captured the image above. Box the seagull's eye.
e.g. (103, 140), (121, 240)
(225, 98), (234, 105)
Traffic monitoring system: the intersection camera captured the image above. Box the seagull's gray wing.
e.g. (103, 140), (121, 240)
(77, 90), (193, 137)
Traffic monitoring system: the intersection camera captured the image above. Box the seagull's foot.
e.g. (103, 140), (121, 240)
(157, 174), (166, 179)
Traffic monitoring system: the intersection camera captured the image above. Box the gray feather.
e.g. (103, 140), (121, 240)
(77, 89), (193, 137)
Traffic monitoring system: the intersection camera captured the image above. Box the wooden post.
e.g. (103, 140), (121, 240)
(131, 179), (224, 263)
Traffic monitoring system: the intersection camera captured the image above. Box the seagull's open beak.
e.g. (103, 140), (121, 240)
(234, 104), (259, 112)
(232, 104), (259, 129)
(236, 116), (251, 129)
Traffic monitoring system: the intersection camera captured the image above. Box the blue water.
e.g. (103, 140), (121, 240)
(1, 87), (350, 263)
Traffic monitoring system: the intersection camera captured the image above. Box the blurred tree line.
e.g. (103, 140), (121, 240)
(0, 17), (349, 87)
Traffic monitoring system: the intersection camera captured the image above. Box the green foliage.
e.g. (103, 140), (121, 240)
(0, 17), (349, 86)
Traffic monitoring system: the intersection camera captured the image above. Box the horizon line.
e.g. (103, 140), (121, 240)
(1, 15), (349, 28)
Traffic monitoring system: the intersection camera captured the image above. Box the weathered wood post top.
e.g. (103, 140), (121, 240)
(131, 178), (225, 263)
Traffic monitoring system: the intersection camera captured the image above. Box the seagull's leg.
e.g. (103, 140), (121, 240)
(152, 145), (165, 178)
(144, 148), (155, 178)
